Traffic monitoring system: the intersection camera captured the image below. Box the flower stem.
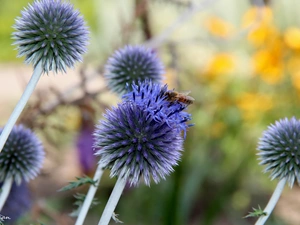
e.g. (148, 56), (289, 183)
(0, 176), (13, 210)
(75, 164), (104, 225)
(255, 177), (287, 225)
(0, 62), (43, 153)
(98, 176), (127, 225)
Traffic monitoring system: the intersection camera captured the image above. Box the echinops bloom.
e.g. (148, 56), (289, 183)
(94, 102), (183, 186)
(104, 46), (164, 95)
(0, 125), (44, 185)
(257, 117), (300, 187)
(12, 0), (89, 73)
(94, 81), (192, 186)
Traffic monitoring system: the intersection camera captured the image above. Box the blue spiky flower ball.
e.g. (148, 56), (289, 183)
(12, 0), (89, 73)
(0, 125), (44, 185)
(258, 117), (300, 187)
(104, 46), (164, 95)
(94, 81), (192, 186)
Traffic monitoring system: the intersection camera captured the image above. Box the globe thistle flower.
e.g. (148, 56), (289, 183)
(1, 181), (32, 223)
(104, 46), (164, 95)
(94, 102), (184, 186)
(0, 125), (44, 185)
(12, 0), (89, 73)
(92, 81), (193, 225)
(122, 80), (192, 136)
(257, 117), (300, 187)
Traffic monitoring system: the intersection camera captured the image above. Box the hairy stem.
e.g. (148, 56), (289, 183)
(0, 176), (13, 210)
(0, 62), (43, 152)
(75, 164), (104, 225)
(255, 177), (287, 225)
(98, 176), (127, 225)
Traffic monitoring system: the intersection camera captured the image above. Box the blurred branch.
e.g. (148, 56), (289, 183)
(156, 4), (268, 47)
(229, 5), (267, 42)
(38, 69), (108, 117)
(136, 0), (152, 40)
(19, 66), (109, 148)
(153, 0), (193, 7)
(144, 0), (220, 48)
(251, 0), (267, 6)
(118, 0), (152, 44)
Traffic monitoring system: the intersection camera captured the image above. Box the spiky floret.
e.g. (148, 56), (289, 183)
(122, 80), (192, 137)
(0, 125), (44, 185)
(12, 0), (89, 73)
(104, 46), (164, 95)
(94, 102), (183, 186)
(258, 117), (300, 187)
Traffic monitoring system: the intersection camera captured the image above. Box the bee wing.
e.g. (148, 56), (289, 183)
(187, 95), (195, 101)
(180, 91), (195, 101)
(180, 91), (191, 95)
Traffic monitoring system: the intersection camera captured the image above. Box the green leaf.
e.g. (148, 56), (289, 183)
(58, 176), (97, 192)
(244, 205), (267, 218)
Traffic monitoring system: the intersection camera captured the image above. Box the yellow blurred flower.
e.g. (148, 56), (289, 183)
(236, 92), (273, 121)
(243, 7), (273, 26)
(284, 27), (300, 50)
(204, 53), (235, 80)
(204, 16), (234, 38)
(248, 24), (278, 47)
(252, 38), (285, 84)
(243, 6), (278, 47)
(287, 55), (300, 74)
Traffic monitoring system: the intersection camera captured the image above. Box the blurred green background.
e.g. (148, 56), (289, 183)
(2, 0), (300, 225)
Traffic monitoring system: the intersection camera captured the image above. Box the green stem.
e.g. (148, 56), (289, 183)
(0, 62), (43, 152)
(255, 177), (287, 225)
(0, 176), (13, 210)
(98, 176), (127, 225)
(75, 164), (104, 225)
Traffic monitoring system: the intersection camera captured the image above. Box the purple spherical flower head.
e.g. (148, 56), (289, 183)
(1, 181), (32, 223)
(258, 117), (300, 187)
(104, 45), (164, 95)
(12, 0), (89, 73)
(122, 80), (193, 137)
(94, 102), (184, 186)
(0, 125), (44, 185)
